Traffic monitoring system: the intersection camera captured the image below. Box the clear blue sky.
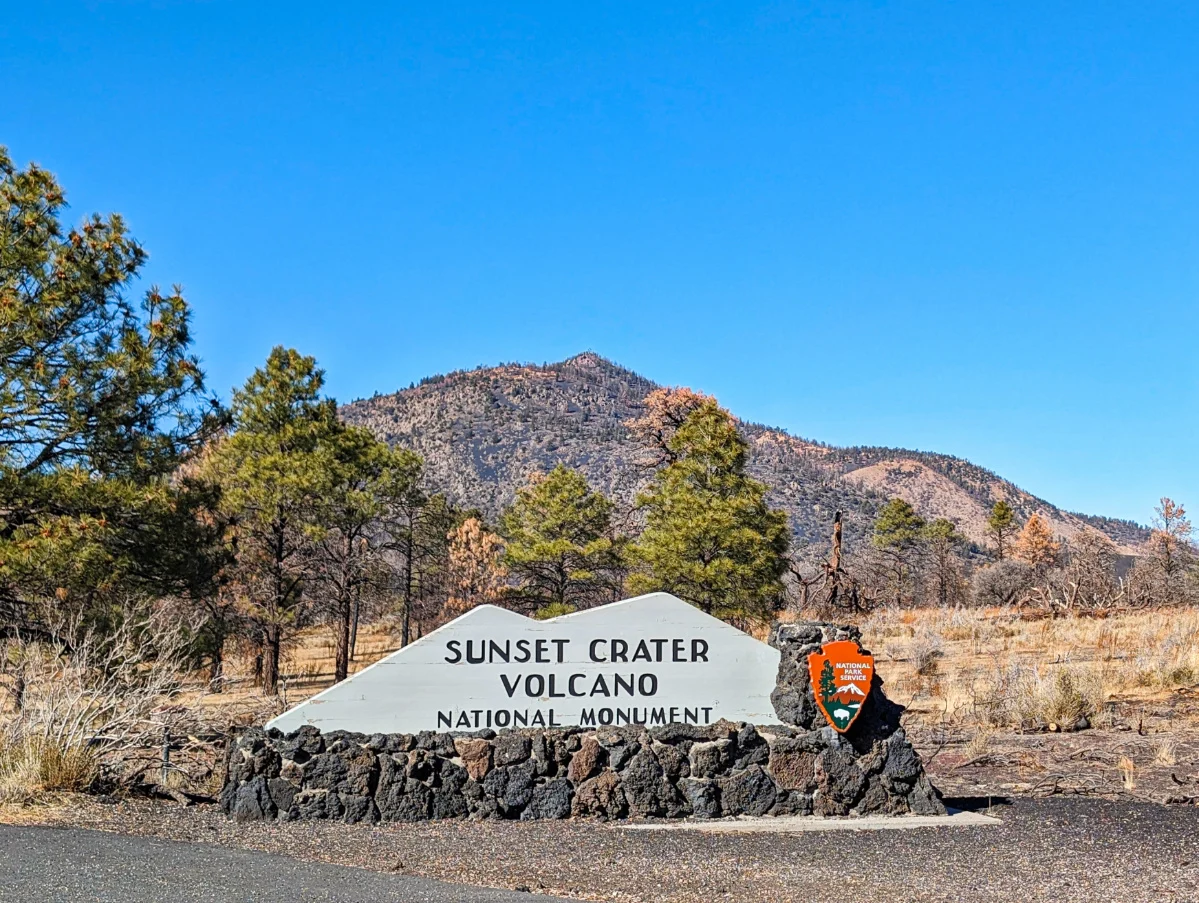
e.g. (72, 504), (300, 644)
(3, 2), (1196, 525)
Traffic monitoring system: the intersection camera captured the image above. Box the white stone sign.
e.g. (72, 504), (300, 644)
(268, 592), (782, 735)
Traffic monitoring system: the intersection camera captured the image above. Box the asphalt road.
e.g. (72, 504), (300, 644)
(7, 797), (1199, 903)
(0, 825), (569, 903)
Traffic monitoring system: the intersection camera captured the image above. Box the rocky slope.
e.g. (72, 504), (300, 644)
(341, 353), (1147, 556)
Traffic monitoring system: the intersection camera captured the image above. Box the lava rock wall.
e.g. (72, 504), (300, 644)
(221, 621), (945, 822)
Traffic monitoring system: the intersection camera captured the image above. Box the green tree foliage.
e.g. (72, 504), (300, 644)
(374, 458), (461, 648)
(873, 498), (926, 549)
(499, 464), (624, 615)
(312, 425), (422, 682)
(203, 347), (339, 693)
(399, 491), (460, 642)
(872, 498), (926, 606)
(923, 517), (965, 606)
(0, 147), (223, 634)
(629, 401), (790, 622)
(818, 659), (837, 703)
(985, 500), (1018, 561)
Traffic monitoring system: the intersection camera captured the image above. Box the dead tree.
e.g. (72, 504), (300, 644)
(789, 512), (875, 615)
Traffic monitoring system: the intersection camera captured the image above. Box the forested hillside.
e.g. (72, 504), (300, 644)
(342, 352), (1148, 557)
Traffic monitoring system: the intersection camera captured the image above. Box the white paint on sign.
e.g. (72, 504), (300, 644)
(267, 592), (782, 735)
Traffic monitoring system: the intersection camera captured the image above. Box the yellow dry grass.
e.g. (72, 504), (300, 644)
(205, 608), (1199, 738)
(196, 621), (405, 715)
(854, 607), (1199, 731)
(0, 738), (96, 804)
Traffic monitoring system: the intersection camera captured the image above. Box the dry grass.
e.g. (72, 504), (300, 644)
(1118, 756), (1137, 791)
(205, 609), (1199, 740)
(0, 738), (96, 803)
(1154, 737), (1177, 766)
(851, 607), (1199, 733)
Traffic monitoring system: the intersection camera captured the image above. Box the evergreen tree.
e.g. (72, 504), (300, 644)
(923, 517), (965, 606)
(203, 347), (338, 694)
(874, 498), (926, 547)
(872, 498), (926, 606)
(312, 426), (422, 682)
(1147, 498), (1195, 603)
(985, 500), (1019, 561)
(375, 461), (459, 647)
(499, 465), (624, 615)
(629, 401), (789, 621)
(405, 493), (459, 636)
(0, 147), (223, 635)
(445, 517), (507, 614)
(818, 659), (837, 704)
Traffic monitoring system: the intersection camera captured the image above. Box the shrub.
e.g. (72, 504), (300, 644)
(0, 738), (96, 802)
(910, 630), (944, 678)
(0, 609), (206, 800)
(534, 601), (577, 620)
(974, 664), (1106, 731)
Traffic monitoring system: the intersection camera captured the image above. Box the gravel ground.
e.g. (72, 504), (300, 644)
(10, 796), (1199, 903)
(0, 825), (572, 903)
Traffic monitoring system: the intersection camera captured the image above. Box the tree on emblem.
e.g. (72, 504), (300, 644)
(819, 659), (837, 706)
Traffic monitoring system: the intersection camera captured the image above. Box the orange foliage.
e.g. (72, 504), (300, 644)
(1013, 514), (1061, 570)
(444, 517), (507, 614)
(625, 386), (718, 466)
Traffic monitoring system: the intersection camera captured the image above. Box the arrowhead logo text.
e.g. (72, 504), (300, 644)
(807, 640), (874, 733)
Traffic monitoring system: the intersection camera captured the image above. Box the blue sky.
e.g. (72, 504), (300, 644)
(3, 2), (1196, 525)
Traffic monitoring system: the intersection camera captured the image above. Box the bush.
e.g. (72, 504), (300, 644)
(0, 738), (96, 802)
(910, 629), (944, 677)
(0, 609), (208, 800)
(974, 664), (1106, 731)
(534, 601), (577, 620)
(972, 560), (1034, 607)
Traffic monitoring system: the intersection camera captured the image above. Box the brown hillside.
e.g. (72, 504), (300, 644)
(341, 353), (1147, 556)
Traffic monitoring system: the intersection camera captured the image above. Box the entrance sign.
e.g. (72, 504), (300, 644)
(807, 640), (874, 733)
(268, 592), (782, 735)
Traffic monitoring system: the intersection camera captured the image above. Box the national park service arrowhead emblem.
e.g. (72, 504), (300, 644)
(808, 640), (874, 733)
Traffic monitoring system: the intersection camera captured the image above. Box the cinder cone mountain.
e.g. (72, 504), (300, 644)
(342, 352), (1146, 555)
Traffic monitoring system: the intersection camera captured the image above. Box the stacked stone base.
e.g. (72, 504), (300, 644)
(222, 618), (946, 823)
(221, 719), (943, 823)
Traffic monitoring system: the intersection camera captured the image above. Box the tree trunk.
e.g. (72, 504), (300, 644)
(349, 587), (361, 662)
(208, 641), (224, 694)
(402, 535), (414, 647)
(262, 625), (281, 695)
(334, 592), (351, 683)
(9, 672), (25, 714)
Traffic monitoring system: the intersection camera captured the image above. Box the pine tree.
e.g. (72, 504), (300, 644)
(629, 401), (789, 622)
(872, 498), (926, 606)
(819, 659), (837, 704)
(985, 500), (1019, 561)
(1148, 498), (1193, 578)
(203, 347), (339, 693)
(1146, 497), (1195, 604)
(0, 147), (223, 635)
(499, 465), (624, 615)
(445, 517), (507, 614)
(312, 426), (422, 682)
(624, 386), (714, 467)
(923, 517), (965, 606)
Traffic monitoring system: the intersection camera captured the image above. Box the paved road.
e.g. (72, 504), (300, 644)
(0, 825), (568, 903)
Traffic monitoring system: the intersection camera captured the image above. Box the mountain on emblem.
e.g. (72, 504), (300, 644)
(807, 640), (875, 733)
